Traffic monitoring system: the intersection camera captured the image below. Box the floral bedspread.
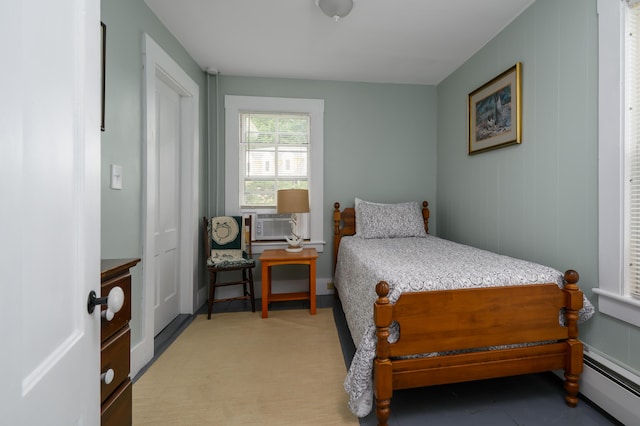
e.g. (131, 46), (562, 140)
(334, 235), (595, 417)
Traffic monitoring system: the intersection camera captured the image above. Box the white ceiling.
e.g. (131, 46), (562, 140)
(144, 0), (535, 85)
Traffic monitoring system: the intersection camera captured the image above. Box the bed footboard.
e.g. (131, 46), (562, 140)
(373, 270), (584, 426)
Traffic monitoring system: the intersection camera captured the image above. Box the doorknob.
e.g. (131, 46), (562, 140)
(87, 286), (125, 320)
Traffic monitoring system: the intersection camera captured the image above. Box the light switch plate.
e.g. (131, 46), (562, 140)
(110, 164), (123, 190)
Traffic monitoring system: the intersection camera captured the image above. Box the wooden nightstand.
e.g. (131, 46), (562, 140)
(259, 248), (318, 318)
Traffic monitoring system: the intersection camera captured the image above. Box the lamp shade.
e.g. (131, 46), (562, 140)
(277, 189), (310, 214)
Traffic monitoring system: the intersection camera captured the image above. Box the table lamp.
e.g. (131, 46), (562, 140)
(277, 189), (310, 253)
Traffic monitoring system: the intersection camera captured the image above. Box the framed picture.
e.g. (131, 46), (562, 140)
(468, 62), (521, 155)
(101, 22), (106, 132)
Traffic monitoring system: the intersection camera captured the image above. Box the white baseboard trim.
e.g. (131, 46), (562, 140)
(197, 284), (208, 308)
(204, 277), (335, 301)
(255, 277), (334, 297)
(130, 340), (152, 381)
(567, 348), (640, 425)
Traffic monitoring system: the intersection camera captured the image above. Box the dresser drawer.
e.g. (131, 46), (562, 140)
(101, 326), (130, 404)
(101, 378), (132, 426)
(100, 259), (139, 426)
(100, 273), (131, 341)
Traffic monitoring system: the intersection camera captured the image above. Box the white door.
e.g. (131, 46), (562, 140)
(135, 35), (199, 379)
(1, 0), (101, 424)
(154, 78), (181, 335)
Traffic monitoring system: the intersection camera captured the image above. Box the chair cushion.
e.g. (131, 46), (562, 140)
(207, 249), (255, 268)
(209, 216), (243, 250)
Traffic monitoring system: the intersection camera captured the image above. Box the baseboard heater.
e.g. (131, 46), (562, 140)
(576, 349), (640, 425)
(584, 355), (640, 398)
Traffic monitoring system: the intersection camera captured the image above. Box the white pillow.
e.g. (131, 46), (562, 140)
(354, 197), (383, 235)
(358, 200), (427, 239)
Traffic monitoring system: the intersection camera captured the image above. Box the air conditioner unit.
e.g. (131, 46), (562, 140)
(246, 212), (309, 241)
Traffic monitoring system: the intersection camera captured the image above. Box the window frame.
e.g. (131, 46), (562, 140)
(596, 0), (640, 326)
(224, 95), (324, 253)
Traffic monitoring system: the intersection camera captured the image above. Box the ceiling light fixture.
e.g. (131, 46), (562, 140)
(316, 0), (353, 21)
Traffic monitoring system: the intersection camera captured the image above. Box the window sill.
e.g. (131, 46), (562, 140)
(592, 288), (640, 327)
(251, 240), (325, 255)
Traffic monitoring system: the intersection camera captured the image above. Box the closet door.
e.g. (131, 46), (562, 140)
(153, 77), (181, 335)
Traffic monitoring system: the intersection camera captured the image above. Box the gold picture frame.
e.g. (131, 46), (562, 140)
(468, 62), (521, 155)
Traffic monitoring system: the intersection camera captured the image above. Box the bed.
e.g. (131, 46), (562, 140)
(332, 199), (595, 426)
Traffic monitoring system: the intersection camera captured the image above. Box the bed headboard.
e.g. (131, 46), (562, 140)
(332, 201), (430, 273)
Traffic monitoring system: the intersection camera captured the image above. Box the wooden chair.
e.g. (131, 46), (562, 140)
(203, 216), (256, 319)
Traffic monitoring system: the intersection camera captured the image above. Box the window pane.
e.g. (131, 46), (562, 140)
(278, 148), (308, 177)
(278, 116), (309, 145)
(243, 115), (276, 144)
(279, 116), (308, 132)
(276, 181), (308, 191)
(245, 179), (276, 191)
(247, 131), (276, 144)
(243, 192), (276, 206)
(243, 179), (277, 204)
(247, 115), (276, 132)
(279, 132), (308, 144)
(246, 148), (275, 177)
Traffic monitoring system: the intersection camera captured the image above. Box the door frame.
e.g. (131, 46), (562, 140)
(132, 34), (199, 377)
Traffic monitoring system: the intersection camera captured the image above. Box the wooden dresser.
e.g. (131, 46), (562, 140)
(100, 258), (140, 426)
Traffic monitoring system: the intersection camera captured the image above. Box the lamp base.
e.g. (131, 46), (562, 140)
(284, 228), (304, 253)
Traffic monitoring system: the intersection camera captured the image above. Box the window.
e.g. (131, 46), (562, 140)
(240, 112), (310, 208)
(225, 95), (324, 253)
(596, 0), (640, 326)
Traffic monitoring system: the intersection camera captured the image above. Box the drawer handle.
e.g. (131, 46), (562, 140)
(87, 286), (125, 321)
(101, 368), (115, 385)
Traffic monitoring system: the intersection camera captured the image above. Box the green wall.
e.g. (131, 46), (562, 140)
(213, 76), (438, 279)
(437, 0), (640, 375)
(100, 0), (208, 344)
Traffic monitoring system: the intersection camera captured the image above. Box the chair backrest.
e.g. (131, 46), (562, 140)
(203, 216), (253, 260)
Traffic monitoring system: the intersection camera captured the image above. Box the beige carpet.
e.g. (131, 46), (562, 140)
(132, 308), (359, 425)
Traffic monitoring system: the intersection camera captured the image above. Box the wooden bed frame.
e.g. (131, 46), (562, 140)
(333, 201), (584, 426)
